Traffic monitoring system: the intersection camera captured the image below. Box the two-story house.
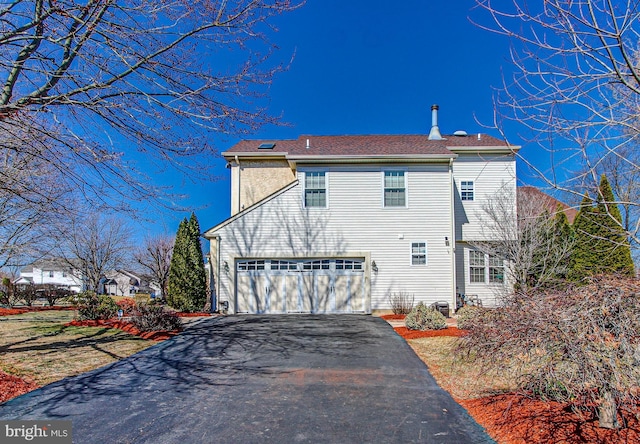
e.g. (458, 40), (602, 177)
(204, 106), (519, 314)
(14, 258), (84, 293)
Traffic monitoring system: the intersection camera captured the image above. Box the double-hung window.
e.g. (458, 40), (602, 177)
(488, 255), (504, 283)
(461, 181), (474, 201)
(384, 171), (406, 207)
(304, 172), (326, 208)
(469, 250), (505, 284)
(469, 251), (485, 283)
(411, 242), (427, 265)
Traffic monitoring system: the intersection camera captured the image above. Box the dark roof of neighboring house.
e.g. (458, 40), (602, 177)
(22, 258), (76, 272)
(224, 134), (516, 158)
(518, 186), (578, 224)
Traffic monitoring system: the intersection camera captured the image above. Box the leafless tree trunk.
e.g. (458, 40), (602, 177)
(0, 0), (300, 210)
(474, 0), (640, 247)
(61, 215), (133, 292)
(134, 235), (174, 299)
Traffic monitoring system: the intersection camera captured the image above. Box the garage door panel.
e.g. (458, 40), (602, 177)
(334, 275), (350, 312)
(300, 274), (314, 313)
(285, 274), (301, 313)
(350, 274), (365, 313)
(236, 258), (368, 314)
(316, 274), (332, 313)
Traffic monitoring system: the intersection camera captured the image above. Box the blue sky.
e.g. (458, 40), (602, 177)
(145, 0), (530, 239)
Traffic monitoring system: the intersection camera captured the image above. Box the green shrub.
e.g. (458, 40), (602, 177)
(405, 302), (447, 330)
(76, 292), (119, 320)
(455, 305), (482, 330)
(130, 304), (182, 332)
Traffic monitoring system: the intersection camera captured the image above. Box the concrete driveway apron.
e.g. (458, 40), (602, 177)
(0, 315), (494, 443)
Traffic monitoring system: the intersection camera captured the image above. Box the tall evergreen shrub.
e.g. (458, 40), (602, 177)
(167, 213), (207, 312)
(571, 175), (634, 280)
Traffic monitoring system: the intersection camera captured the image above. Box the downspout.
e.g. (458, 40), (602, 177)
(449, 158), (457, 313)
(235, 155), (241, 214)
(211, 234), (220, 312)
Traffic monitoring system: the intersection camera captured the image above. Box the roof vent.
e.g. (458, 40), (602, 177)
(428, 104), (443, 140)
(453, 130), (468, 136)
(258, 142), (276, 149)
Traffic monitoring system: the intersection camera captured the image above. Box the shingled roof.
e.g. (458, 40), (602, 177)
(224, 134), (515, 158)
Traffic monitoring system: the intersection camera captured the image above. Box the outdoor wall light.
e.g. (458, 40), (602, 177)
(445, 236), (450, 247)
(223, 261), (230, 272)
(371, 261), (378, 273)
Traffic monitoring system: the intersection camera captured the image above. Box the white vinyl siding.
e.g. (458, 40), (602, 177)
(383, 171), (406, 207)
(212, 164), (455, 313)
(452, 153), (517, 242)
(304, 171), (327, 208)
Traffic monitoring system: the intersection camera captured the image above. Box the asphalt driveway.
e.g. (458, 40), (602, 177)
(0, 315), (493, 443)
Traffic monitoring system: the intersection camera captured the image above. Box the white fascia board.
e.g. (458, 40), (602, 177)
(287, 154), (457, 168)
(447, 145), (521, 154)
(221, 151), (288, 160)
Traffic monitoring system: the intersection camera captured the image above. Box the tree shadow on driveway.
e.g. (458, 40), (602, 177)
(0, 315), (494, 444)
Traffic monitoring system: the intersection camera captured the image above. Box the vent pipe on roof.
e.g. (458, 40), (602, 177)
(428, 104), (443, 140)
(306, 138), (310, 149)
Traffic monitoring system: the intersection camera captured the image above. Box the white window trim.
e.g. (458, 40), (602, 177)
(410, 241), (427, 266)
(302, 170), (329, 209)
(382, 169), (408, 208)
(460, 180), (475, 202)
(468, 249), (505, 285)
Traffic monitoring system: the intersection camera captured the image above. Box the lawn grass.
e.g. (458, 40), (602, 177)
(407, 336), (519, 400)
(0, 310), (155, 386)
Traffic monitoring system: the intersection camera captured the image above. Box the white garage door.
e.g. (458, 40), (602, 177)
(235, 258), (367, 314)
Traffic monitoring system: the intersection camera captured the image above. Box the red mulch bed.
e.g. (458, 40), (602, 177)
(460, 393), (640, 443)
(65, 319), (179, 341)
(175, 312), (212, 317)
(0, 306), (75, 316)
(394, 326), (467, 339)
(380, 314), (406, 320)
(0, 371), (39, 404)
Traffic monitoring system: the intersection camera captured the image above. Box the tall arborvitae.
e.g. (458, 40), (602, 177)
(595, 174), (634, 276)
(167, 213), (207, 312)
(187, 213), (207, 311)
(570, 193), (598, 281)
(167, 218), (189, 309)
(550, 206), (574, 284)
(571, 175), (635, 280)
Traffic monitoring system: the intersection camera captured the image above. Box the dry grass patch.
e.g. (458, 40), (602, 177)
(0, 310), (155, 387)
(407, 337), (518, 400)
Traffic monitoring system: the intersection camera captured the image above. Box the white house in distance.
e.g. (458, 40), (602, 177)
(204, 106), (519, 314)
(102, 270), (161, 298)
(14, 258), (84, 293)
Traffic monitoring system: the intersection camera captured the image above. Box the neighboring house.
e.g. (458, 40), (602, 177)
(101, 270), (161, 298)
(14, 258), (84, 293)
(517, 186), (578, 224)
(204, 106), (520, 314)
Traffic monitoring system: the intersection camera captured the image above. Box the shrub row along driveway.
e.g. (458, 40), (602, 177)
(0, 315), (493, 443)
